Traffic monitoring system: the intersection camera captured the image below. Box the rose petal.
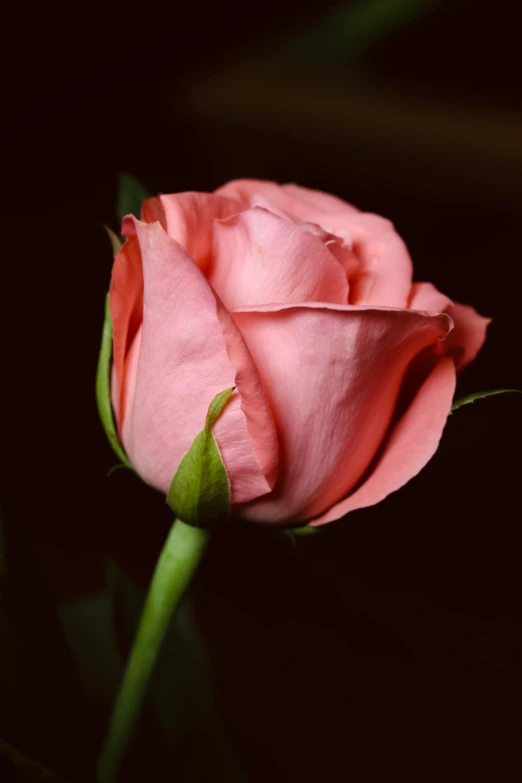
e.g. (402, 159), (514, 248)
(310, 356), (457, 525)
(322, 235), (361, 281)
(408, 281), (453, 312)
(307, 212), (414, 308)
(281, 183), (359, 215)
(409, 282), (490, 369)
(138, 191), (242, 273)
(215, 179), (357, 221)
(109, 235), (143, 433)
(209, 206), (349, 308)
(232, 302), (452, 524)
(247, 191), (290, 220)
(216, 301), (279, 490)
(115, 323), (141, 442)
(119, 218), (278, 504)
(445, 303), (490, 369)
(247, 192), (361, 282)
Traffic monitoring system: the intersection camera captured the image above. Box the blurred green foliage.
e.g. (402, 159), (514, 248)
(281, 0), (439, 64)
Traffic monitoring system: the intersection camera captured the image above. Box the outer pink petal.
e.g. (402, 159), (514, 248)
(307, 212), (414, 308)
(140, 192), (242, 273)
(233, 303), (452, 524)
(409, 282), (490, 369)
(209, 206), (349, 309)
(109, 235), (143, 433)
(216, 301), (279, 490)
(445, 303), (490, 368)
(115, 324), (141, 442)
(282, 183), (359, 215)
(215, 179), (357, 221)
(407, 281), (453, 312)
(119, 218), (278, 504)
(310, 357), (456, 525)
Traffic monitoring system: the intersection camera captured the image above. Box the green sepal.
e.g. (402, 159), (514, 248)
(291, 525), (319, 536)
(117, 172), (152, 228)
(95, 292), (132, 470)
(451, 388), (521, 413)
(103, 224), (122, 257)
(167, 388), (235, 525)
(282, 525), (319, 545)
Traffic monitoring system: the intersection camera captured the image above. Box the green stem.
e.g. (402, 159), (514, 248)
(97, 518), (209, 783)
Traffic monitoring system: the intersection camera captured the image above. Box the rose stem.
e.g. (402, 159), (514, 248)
(96, 518), (209, 783)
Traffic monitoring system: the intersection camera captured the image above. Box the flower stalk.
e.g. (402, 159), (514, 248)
(97, 518), (209, 783)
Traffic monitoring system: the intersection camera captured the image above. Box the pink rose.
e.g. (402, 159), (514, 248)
(109, 179), (489, 526)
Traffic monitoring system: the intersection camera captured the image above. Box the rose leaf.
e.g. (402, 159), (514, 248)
(451, 388), (521, 413)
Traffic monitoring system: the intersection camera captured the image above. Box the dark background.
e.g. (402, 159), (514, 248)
(3, 1), (522, 781)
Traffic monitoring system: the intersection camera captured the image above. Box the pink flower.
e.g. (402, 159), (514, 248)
(109, 180), (489, 526)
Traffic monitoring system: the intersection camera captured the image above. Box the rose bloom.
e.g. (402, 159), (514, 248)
(109, 180), (488, 526)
